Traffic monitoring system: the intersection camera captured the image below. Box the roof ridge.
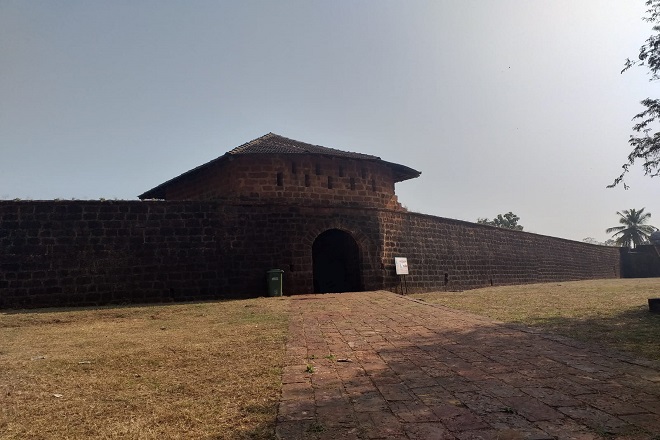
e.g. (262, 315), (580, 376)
(228, 132), (278, 155)
(227, 132), (381, 160)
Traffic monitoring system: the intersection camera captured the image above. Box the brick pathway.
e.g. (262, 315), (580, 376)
(276, 291), (660, 440)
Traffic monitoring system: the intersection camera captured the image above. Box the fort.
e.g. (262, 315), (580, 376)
(0, 133), (654, 309)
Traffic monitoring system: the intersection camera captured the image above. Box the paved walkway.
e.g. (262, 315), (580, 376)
(275, 291), (660, 440)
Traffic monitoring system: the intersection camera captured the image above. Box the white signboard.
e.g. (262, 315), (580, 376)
(394, 257), (409, 275)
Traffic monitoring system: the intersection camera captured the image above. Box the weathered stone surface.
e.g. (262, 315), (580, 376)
(276, 291), (660, 439)
(0, 199), (621, 309)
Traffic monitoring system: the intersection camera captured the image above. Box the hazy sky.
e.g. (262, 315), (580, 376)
(1, 1), (658, 242)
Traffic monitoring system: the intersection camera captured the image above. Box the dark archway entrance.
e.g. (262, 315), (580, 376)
(312, 229), (361, 293)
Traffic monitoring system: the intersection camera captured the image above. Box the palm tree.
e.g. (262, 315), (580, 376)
(606, 208), (657, 248)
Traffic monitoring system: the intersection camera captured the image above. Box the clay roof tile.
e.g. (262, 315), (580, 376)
(228, 133), (380, 160)
(138, 133), (420, 199)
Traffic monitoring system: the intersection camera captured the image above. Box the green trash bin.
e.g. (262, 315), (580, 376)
(266, 269), (284, 297)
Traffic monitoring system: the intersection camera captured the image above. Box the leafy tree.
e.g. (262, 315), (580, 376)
(605, 207), (657, 248)
(611, 0), (660, 188)
(582, 237), (618, 246)
(477, 212), (524, 231)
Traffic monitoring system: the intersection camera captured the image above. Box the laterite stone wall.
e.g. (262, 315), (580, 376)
(160, 155), (405, 210)
(1, 201), (622, 309)
(207, 202), (384, 296)
(380, 211), (621, 292)
(0, 201), (227, 308)
(0, 201), (385, 308)
(620, 245), (660, 278)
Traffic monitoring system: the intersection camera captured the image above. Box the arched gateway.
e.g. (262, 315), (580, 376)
(137, 132), (420, 296)
(312, 229), (361, 293)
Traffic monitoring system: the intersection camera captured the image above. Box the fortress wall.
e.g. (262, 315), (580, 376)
(0, 201), (384, 308)
(1, 201), (622, 309)
(216, 203), (385, 295)
(620, 245), (660, 278)
(380, 211), (621, 292)
(0, 201), (227, 308)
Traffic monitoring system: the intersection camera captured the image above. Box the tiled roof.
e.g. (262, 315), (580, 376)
(138, 133), (420, 199)
(228, 133), (380, 160)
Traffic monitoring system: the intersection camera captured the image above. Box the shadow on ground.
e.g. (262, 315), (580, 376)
(498, 305), (660, 362)
(279, 292), (660, 439)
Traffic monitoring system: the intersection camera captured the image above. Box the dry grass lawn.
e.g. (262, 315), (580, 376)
(0, 297), (289, 440)
(2, 278), (659, 439)
(414, 278), (660, 361)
